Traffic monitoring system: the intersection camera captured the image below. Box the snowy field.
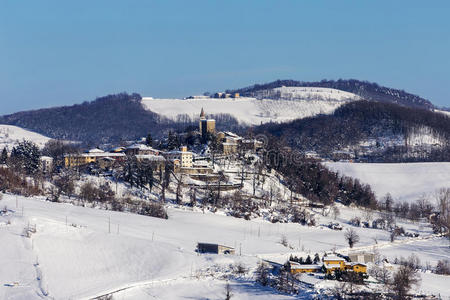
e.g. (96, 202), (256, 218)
(325, 162), (450, 203)
(0, 125), (51, 149)
(1, 194), (448, 299)
(142, 87), (360, 125)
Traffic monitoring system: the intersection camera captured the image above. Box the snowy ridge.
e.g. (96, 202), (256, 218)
(142, 87), (360, 125)
(0, 125), (51, 150)
(435, 109), (450, 117)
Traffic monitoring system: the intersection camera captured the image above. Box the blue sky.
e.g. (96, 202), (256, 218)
(1, 0), (450, 114)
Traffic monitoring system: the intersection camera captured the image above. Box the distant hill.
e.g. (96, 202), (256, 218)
(256, 100), (450, 162)
(142, 87), (360, 125)
(0, 93), (243, 145)
(226, 79), (434, 110)
(0, 93), (172, 145)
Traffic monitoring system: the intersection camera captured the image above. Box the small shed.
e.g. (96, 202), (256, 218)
(348, 252), (374, 264)
(196, 243), (235, 255)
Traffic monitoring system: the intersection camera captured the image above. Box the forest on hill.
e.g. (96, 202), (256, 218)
(256, 100), (450, 162)
(226, 79), (434, 110)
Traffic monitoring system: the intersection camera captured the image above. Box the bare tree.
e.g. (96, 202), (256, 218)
(369, 264), (391, 288)
(391, 265), (421, 299)
(331, 204), (340, 220)
(225, 282), (233, 300)
(344, 228), (360, 248)
(435, 188), (450, 241)
(175, 174), (184, 205)
(53, 170), (76, 199)
(363, 208), (373, 223)
(280, 234), (288, 247)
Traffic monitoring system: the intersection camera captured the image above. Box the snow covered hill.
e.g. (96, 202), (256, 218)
(142, 87), (360, 125)
(325, 162), (450, 203)
(0, 125), (51, 150)
(1, 194), (448, 299)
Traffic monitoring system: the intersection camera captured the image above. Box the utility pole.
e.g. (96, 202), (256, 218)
(108, 216), (111, 234)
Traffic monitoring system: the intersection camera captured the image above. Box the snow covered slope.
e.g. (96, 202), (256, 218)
(325, 162), (450, 203)
(142, 87), (360, 125)
(1, 194), (448, 299)
(259, 86), (361, 101)
(0, 125), (51, 149)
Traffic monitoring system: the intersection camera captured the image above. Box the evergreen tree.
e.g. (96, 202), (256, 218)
(145, 133), (153, 146)
(305, 255), (312, 265)
(0, 148), (7, 164)
(167, 131), (179, 150)
(10, 140), (40, 174)
(313, 253), (320, 264)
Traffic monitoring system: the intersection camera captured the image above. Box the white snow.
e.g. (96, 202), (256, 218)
(325, 162), (450, 203)
(0, 125), (51, 150)
(1, 193), (448, 299)
(142, 87), (360, 125)
(271, 86), (361, 101)
(435, 109), (450, 117)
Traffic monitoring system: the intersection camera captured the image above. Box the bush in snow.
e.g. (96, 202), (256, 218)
(349, 217), (361, 227)
(139, 202), (168, 219)
(255, 262), (270, 286)
(435, 259), (450, 275)
(0, 167), (42, 196)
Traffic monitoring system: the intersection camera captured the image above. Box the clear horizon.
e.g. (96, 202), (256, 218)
(1, 0), (450, 114)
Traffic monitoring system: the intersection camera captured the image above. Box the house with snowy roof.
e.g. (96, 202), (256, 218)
(125, 144), (160, 156)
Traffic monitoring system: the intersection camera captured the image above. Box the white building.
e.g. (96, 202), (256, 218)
(163, 146), (194, 168)
(40, 156), (53, 173)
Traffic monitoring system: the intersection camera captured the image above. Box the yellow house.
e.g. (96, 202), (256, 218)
(323, 256), (346, 268)
(345, 262), (367, 273)
(289, 262), (322, 274)
(64, 149), (126, 168)
(323, 255), (346, 274)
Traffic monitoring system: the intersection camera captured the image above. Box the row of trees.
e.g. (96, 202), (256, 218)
(262, 135), (377, 208)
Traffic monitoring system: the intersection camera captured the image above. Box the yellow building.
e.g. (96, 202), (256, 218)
(289, 262), (322, 274)
(323, 255), (346, 274)
(64, 149), (125, 168)
(345, 262), (367, 273)
(222, 142), (238, 155)
(163, 146), (194, 169)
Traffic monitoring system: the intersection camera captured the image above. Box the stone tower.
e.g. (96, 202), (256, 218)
(199, 107), (206, 132)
